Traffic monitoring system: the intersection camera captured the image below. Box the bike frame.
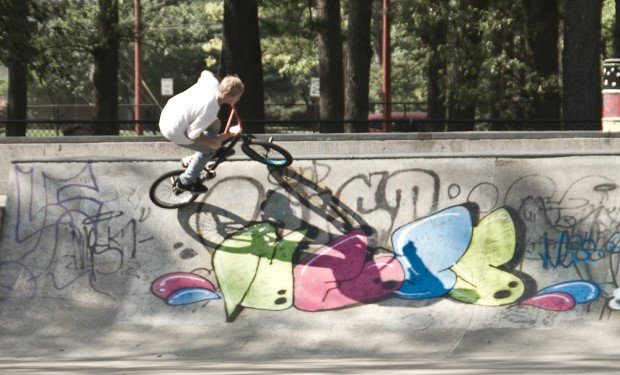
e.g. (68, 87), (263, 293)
(206, 106), (249, 172)
(223, 105), (241, 134)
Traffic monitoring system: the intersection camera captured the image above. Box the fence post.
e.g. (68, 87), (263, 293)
(602, 58), (620, 132)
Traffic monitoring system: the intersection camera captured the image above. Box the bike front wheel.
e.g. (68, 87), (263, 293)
(149, 170), (200, 209)
(241, 140), (293, 168)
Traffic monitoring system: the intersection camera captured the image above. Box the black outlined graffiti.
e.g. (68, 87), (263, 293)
(334, 168), (440, 251)
(268, 163), (373, 254)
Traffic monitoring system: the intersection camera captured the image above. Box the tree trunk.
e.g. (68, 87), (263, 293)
(92, 0), (119, 135)
(317, 0), (344, 133)
(5, 0), (31, 137)
(344, 0), (372, 133)
(7, 58), (28, 136)
(371, 0), (383, 66)
(447, 0), (489, 132)
(221, 0), (265, 133)
(523, 0), (561, 130)
(426, 19), (447, 132)
(563, 0), (602, 130)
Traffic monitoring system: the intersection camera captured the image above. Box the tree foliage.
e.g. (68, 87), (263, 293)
(1, 0), (618, 133)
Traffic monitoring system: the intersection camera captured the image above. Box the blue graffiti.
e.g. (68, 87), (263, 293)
(391, 205), (472, 299)
(539, 231), (620, 269)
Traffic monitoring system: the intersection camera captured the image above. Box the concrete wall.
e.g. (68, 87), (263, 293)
(1, 136), (620, 360)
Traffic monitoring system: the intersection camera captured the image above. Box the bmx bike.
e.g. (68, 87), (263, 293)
(149, 107), (293, 209)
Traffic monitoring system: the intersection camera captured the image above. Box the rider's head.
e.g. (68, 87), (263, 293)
(218, 75), (244, 106)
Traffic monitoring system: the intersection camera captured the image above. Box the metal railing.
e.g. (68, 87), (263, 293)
(0, 118), (601, 137)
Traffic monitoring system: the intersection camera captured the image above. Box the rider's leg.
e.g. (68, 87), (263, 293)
(178, 120), (220, 186)
(179, 148), (214, 186)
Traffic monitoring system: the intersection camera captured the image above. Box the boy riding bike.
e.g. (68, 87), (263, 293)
(158, 70), (244, 193)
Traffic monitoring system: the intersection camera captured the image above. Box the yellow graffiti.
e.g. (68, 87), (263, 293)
(450, 208), (525, 306)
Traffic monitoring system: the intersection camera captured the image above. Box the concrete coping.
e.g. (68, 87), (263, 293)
(11, 149), (620, 164)
(2, 130), (620, 144)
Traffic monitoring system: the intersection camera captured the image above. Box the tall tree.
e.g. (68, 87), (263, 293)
(522, 0), (561, 129)
(425, 20), (447, 132)
(563, 0), (602, 130)
(344, 0), (372, 133)
(317, 0), (344, 132)
(410, 2), (448, 131)
(92, 0), (120, 135)
(0, 0), (35, 136)
(447, 0), (489, 132)
(221, 0), (265, 133)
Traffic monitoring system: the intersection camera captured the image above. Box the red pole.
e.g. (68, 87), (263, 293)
(382, 0), (392, 132)
(134, 0), (143, 135)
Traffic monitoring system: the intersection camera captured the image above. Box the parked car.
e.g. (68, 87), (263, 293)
(367, 111), (427, 132)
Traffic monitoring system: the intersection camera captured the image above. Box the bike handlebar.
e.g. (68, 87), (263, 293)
(223, 106), (242, 135)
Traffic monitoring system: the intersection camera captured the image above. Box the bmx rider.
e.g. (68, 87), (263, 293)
(158, 70), (244, 193)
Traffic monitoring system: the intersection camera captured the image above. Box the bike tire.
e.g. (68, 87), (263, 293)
(241, 140), (293, 168)
(149, 169), (200, 209)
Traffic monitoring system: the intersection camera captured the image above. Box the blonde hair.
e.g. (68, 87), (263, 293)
(219, 75), (245, 98)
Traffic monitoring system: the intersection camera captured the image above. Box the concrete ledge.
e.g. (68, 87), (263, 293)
(12, 149), (620, 164)
(3, 131), (620, 196)
(3, 130), (620, 144)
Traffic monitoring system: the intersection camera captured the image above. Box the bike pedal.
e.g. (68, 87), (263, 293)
(198, 169), (216, 181)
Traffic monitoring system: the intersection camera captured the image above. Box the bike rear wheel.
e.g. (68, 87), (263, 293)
(241, 140), (293, 168)
(149, 170), (200, 209)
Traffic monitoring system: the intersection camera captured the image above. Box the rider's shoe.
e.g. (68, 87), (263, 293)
(176, 180), (208, 193)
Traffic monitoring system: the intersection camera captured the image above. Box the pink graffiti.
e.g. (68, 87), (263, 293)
(151, 272), (217, 300)
(520, 292), (576, 311)
(294, 229), (404, 311)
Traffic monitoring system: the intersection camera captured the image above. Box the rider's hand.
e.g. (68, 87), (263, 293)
(228, 125), (241, 135)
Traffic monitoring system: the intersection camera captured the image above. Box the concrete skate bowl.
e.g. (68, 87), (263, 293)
(1, 154), (620, 372)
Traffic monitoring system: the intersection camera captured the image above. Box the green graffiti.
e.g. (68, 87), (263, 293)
(213, 223), (306, 320)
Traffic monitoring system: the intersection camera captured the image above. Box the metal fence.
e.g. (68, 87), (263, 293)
(0, 101), (427, 136)
(0, 118), (602, 137)
(0, 101), (602, 136)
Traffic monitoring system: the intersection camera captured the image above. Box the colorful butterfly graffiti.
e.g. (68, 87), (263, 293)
(151, 204), (601, 321)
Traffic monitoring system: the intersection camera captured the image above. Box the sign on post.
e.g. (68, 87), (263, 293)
(309, 77), (320, 98)
(161, 78), (174, 96)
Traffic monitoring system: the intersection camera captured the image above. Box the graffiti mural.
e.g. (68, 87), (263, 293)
(1, 163), (152, 301)
(146, 162), (620, 322)
(152, 202), (603, 322)
(2, 160), (617, 325)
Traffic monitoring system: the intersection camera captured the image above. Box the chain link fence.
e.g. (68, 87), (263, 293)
(1, 101), (597, 136)
(0, 102), (432, 136)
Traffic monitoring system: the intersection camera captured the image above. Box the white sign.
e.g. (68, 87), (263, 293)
(309, 77), (320, 98)
(161, 78), (174, 96)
